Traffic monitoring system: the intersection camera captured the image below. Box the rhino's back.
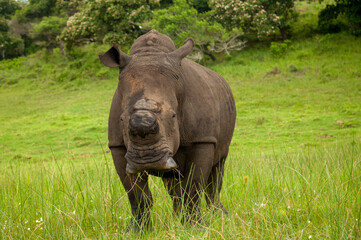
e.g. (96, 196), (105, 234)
(179, 59), (236, 155)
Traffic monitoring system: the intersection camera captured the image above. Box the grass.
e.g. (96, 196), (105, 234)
(0, 32), (360, 238)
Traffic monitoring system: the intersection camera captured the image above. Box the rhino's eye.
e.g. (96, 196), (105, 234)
(120, 117), (123, 121)
(172, 113), (176, 118)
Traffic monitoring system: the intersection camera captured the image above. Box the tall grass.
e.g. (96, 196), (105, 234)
(1, 140), (359, 239)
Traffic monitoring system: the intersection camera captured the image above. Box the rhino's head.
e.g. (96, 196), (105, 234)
(99, 34), (194, 174)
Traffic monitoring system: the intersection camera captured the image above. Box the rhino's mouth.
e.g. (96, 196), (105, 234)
(125, 143), (178, 174)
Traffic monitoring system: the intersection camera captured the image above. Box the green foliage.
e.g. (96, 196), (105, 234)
(190, 0), (210, 13)
(0, 0), (21, 19)
(55, 0), (84, 16)
(59, 0), (155, 49)
(270, 39), (292, 58)
(318, 0), (361, 36)
(15, 0), (57, 21)
(211, 0), (297, 39)
(0, 30), (24, 60)
(0, 17), (9, 32)
(261, 0), (298, 39)
(147, 0), (245, 60)
(290, 1), (323, 39)
(30, 16), (67, 52)
(0, 1), (23, 59)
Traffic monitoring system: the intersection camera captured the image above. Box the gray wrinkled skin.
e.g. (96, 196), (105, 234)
(99, 30), (236, 230)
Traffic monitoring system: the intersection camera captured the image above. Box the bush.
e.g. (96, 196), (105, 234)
(211, 0), (297, 40)
(30, 16), (67, 52)
(59, 0), (156, 50)
(14, 0), (57, 21)
(0, 0), (21, 19)
(146, 0), (245, 61)
(318, 0), (361, 36)
(0, 32), (24, 59)
(270, 39), (292, 58)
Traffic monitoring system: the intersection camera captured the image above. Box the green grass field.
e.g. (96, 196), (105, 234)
(1, 33), (360, 239)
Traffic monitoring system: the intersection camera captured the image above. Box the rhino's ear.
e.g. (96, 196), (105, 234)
(169, 38), (194, 61)
(99, 43), (131, 68)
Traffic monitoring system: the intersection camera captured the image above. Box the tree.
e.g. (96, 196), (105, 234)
(59, 0), (157, 49)
(260, 0), (297, 39)
(0, 0), (21, 19)
(0, 0), (23, 59)
(30, 16), (67, 52)
(15, 0), (57, 22)
(146, 0), (245, 61)
(55, 0), (84, 16)
(0, 29), (24, 59)
(318, 0), (361, 36)
(210, 0), (297, 39)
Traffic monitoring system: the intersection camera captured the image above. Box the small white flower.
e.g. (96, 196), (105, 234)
(72, 211), (75, 215)
(287, 206), (290, 209)
(356, 219), (358, 221)
(308, 220), (311, 223)
(25, 221), (28, 224)
(308, 235), (312, 239)
(119, 216), (122, 219)
(260, 203), (266, 207)
(27, 228), (30, 231)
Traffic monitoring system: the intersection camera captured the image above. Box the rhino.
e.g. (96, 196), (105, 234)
(99, 30), (236, 230)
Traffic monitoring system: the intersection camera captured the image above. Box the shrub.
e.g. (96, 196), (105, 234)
(270, 39), (292, 58)
(0, 0), (21, 19)
(59, 0), (156, 50)
(0, 31), (24, 59)
(210, 0), (297, 40)
(14, 0), (57, 22)
(318, 0), (361, 36)
(146, 0), (245, 61)
(30, 16), (67, 53)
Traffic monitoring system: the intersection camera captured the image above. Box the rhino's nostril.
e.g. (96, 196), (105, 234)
(129, 110), (159, 137)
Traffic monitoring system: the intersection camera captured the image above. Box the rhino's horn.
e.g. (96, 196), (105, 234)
(99, 43), (131, 68)
(168, 38), (194, 61)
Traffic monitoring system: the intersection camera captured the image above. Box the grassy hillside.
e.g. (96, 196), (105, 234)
(0, 33), (360, 239)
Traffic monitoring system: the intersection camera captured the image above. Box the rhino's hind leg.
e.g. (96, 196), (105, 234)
(111, 147), (153, 231)
(205, 157), (229, 215)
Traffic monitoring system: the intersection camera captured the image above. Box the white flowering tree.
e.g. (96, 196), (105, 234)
(59, 0), (157, 49)
(210, 0), (296, 39)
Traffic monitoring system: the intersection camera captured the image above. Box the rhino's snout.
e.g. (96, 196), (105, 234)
(129, 110), (159, 138)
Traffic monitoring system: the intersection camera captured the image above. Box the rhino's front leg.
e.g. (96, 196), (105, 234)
(110, 147), (153, 231)
(182, 143), (214, 222)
